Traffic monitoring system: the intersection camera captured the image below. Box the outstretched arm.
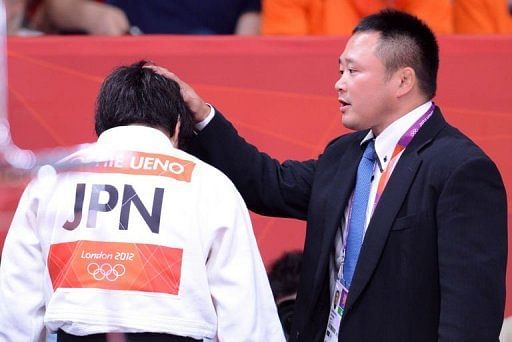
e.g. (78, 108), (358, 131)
(146, 65), (316, 219)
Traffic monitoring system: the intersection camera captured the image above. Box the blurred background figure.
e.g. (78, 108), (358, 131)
(4, 0), (42, 35)
(4, 0), (26, 34)
(36, 0), (129, 35)
(39, 0), (261, 35)
(7, 0), (511, 36)
(268, 250), (303, 341)
(262, 0), (453, 35)
(453, 0), (512, 34)
(262, 0), (512, 35)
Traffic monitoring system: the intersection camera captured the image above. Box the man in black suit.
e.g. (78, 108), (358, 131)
(148, 9), (507, 342)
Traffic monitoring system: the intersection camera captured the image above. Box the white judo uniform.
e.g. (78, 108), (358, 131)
(0, 126), (285, 342)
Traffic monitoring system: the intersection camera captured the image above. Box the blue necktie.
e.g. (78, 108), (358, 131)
(343, 139), (376, 288)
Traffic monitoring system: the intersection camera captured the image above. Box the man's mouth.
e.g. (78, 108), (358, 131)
(338, 98), (351, 111)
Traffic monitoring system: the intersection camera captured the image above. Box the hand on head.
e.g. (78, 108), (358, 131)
(144, 65), (211, 123)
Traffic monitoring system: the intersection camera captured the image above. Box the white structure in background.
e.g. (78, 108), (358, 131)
(0, 0), (85, 177)
(0, 0), (36, 170)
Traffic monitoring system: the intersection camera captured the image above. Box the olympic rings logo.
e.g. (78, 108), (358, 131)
(87, 263), (126, 282)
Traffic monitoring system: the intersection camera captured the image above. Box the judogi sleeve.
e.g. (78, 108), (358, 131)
(0, 182), (47, 342)
(203, 175), (285, 341)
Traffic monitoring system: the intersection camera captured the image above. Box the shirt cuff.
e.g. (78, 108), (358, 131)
(194, 104), (215, 131)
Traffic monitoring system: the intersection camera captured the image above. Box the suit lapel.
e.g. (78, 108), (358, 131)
(343, 152), (422, 312)
(344, 108), (447, 313)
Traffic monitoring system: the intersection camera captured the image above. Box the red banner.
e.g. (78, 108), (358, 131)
(2, 35), (511, 314)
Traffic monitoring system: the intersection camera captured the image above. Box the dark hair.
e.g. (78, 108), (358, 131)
(268, 250), (303, 302)
(268, 250), (302, 340)
(95, 60), (195, 148)
(353, 9), (439, 99)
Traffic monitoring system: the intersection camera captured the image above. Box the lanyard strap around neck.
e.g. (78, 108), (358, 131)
(373, 103), (435, 210)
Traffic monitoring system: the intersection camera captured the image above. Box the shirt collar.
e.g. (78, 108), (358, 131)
(361, 101), (432, 172)
(96, 125), (176, 153)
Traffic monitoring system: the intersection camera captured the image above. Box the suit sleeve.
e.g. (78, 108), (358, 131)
(436, 156), (507, 341)
(188, 110), (316, 220)
(204, 178), (285, 341)
(0, 183), (47, 342)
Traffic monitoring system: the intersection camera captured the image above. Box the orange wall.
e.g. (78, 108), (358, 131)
(3, 35), (512, 313)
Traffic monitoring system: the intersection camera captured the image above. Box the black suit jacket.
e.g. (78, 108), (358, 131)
(188, 107), (507, 342)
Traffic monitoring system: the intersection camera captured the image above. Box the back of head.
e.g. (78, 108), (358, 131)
(268, 250), (303, 302)
(268, 250), (303, 339)
(95, 60), (195, 147)
(353, 9), (439, 99)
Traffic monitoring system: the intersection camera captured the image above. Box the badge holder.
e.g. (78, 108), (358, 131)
(324, 277), (349, 342)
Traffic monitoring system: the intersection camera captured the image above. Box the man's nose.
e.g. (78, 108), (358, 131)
(335, 76), (345, 91)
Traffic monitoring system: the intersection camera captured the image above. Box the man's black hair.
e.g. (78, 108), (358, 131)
(95, 60), (195, 147)
(268, 250), (303, 302)
(353, 9), (439, 99)
(268, 250), (303, 340)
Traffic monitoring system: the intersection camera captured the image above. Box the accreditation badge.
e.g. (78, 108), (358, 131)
(324, 280), (349, 342)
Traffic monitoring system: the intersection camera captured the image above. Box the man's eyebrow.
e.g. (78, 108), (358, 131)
(339, 57), (355, 64)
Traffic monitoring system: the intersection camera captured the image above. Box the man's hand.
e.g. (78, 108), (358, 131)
(145, 65), (211, 123)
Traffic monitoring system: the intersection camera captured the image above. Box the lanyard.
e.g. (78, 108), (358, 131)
(338, 103), (435, 283)
(372, 103), (435, 212)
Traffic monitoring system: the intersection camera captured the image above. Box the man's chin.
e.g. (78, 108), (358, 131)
(341, 119), (372, 133)
(341, 117), (358, 131)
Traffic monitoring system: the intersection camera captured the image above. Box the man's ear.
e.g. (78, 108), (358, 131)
(171, 117), (181, 147)
(395, 67), (416, 98)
